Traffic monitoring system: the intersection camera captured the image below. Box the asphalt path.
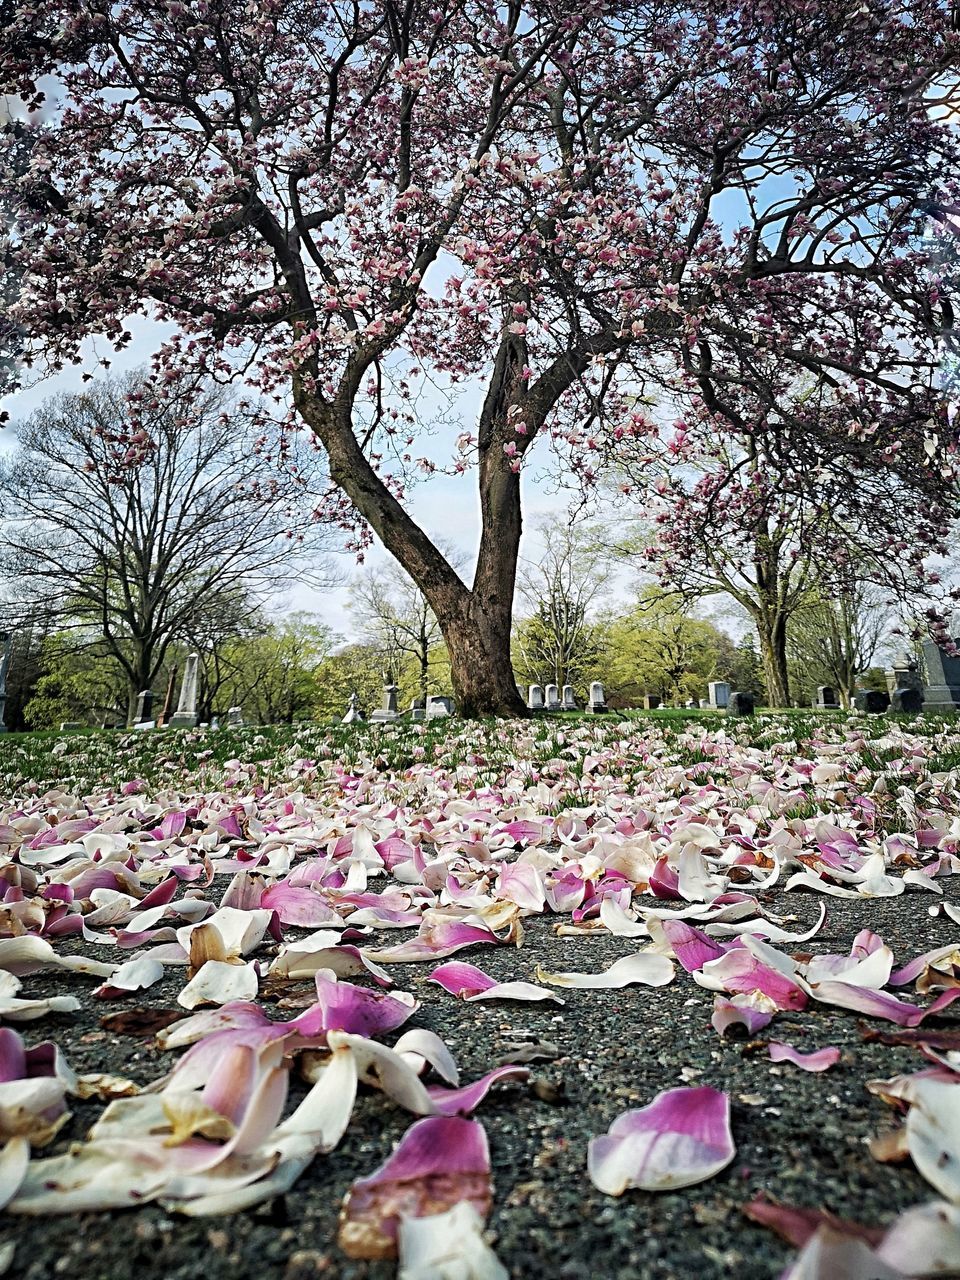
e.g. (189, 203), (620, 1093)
(2, 889), (957, 1280)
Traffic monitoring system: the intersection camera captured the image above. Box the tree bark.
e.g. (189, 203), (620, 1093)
(440, 594), (525, 717)
(757, 615), (790, 707)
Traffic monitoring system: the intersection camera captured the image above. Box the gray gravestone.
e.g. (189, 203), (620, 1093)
(426, 695), (454, 718)
(854, 688), (890, 714)
(922, 639), (960, 711)
(815, 685), (840, 709)
(371, 683), (400, 722)
(134, 689), (154, 724)
(891, 687), (924, 713)
(169, 652), (200, 729)
(707, 681), (730, 709)
(544, 683), (561, 711)
(588, 681), (607, 713)
(643, 694), (661, 710)
(527, 684), (544, 711)
(561, 685), (578, 711)
(728, 691), (755, 717)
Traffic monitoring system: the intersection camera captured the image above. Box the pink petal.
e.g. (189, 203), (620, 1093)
(427, 962), (497, 999)
(588, 1086), (735, 1194)
(495, 863), (545, 913)
(811, 983), (960, 1026)
(364, 920), (499, 964)
(292, 974), (417, 1040)
(428, 1065), (529, 1116)
(697, 949), (808, 1011)
(768, 1043), (841, 1072)
(338, 1116), (491, 1259)
(711, 994), (776, 1037)
(260, 883), (343, 928)
(660, 920), (726, 972)
(649, 856), (682, 900)
(781, 1225), (908, 1279)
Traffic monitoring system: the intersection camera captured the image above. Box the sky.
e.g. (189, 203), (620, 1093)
(0, 316), (612, 644)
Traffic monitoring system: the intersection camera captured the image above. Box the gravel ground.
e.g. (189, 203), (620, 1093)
(1, 889), (957, 1280)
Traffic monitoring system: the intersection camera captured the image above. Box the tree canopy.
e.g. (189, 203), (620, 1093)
(4, 0), (957, 713)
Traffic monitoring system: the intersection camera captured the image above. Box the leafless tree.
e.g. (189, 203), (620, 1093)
(514, 519), (611, 691)
(788, 583), (893, 706)
(349, 543), (464, 705)
(0, 375), (340, 723)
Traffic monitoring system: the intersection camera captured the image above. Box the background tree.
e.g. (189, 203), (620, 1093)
(0, 377), (337, 724)
(218, 614), (332, 724)
(349, 541), (463, 706)
(5, 1), (955, 715)
(512, 519), (610, 694)
(787, 583), (891, 707)
(613, 374), (954, 705)
(314, 643), (403, 723)
(178, 589), (272, 725)
(22, 637), (127, 729)
(596, 590), (739, 707)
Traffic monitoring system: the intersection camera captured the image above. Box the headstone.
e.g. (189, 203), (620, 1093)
(59, 722), (83, 731)
(853, 688), (890, 714)
(815, 685), (840, 709)
(707, 681), (730, 709)
(699, 698), (711, 709)
(544, 683), (561, 711)
(728, 691), (755, 717)
(527, 684), (544, 711)
(0, 632), (12, 734)
(588, 681), (607, 713)
(642, 694), (660, 710)
(227, 705), (245, 727)
(561, 685), (578, 711)
(134, 688), (154, 724)
(169, 653), (200, 729)
(685, 698), (698, 709)
(407, 698), (426, 722)
(426, 695), (454, 718)
(891, 687), (924, 713)
(341, 692), (365, 724)
(922, 638), (960, 711)
(132, 720), (156, 731)
(371, 683), (400, 722)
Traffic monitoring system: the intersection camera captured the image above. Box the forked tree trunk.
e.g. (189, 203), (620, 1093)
(297, 332), (580, 718)
(439, 595), (526, 718)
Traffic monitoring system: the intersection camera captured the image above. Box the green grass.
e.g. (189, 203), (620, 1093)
(0, 708), (957, 801)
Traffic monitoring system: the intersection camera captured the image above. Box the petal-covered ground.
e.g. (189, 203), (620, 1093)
(0, 710), (958, 1278)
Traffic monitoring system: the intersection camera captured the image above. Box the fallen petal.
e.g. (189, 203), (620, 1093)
(588, 1086), (734, 1194)
(768, 1043), (841, 1073)
(339, 1116), (491, 1259)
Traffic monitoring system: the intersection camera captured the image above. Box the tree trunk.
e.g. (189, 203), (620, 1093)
(440, 596), (526, 717)
(297, 332), (545, 718)
(419, 633), (429, 706)
(757, 615), (790, 707)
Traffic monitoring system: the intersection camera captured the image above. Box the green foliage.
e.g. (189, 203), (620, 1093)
(217, 614), (333, 724)
(512, 607), (607, 696)
(22, 638), (126, 729)
(594, 591), (738, 706)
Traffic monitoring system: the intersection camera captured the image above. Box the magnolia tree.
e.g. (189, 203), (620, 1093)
(616, 376), (958, 705)
(3, 0), (958, 715)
